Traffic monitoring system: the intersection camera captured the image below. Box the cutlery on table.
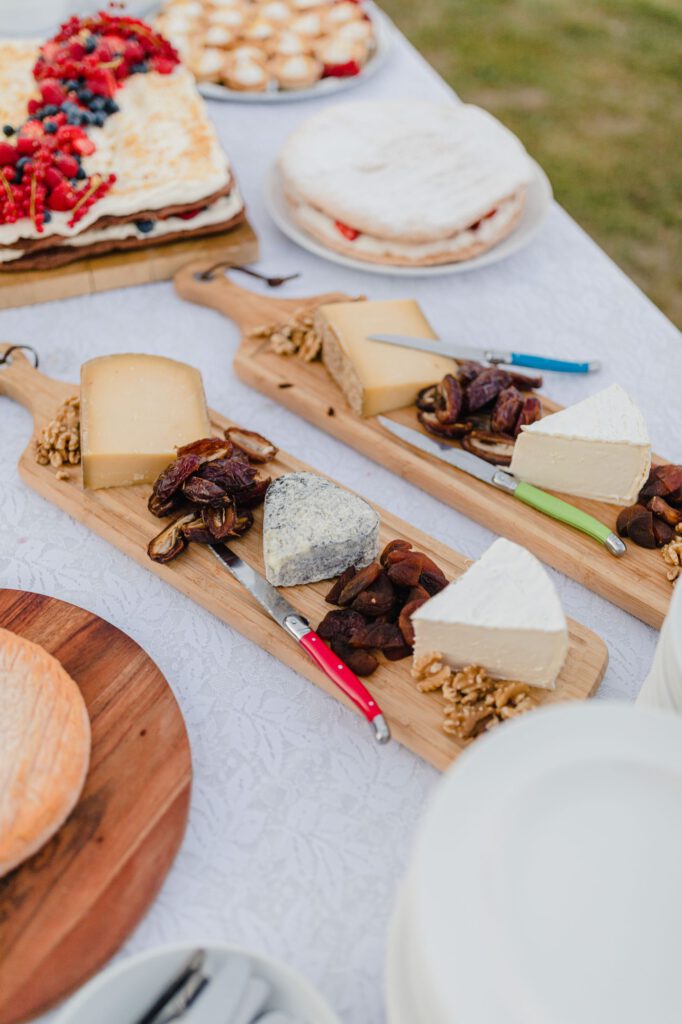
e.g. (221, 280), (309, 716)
(209, 545), (391, 744)
(378, 417), (625, 557)
(183, 955), (255, 1023)
(368, 334), (601, 374)
(229, 977), (271, 1024)
(133, 949), (209, 1024)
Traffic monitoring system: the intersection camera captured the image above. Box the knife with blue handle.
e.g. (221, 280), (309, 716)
(377, 417), (625, 557)
(368, 334), (600, 374)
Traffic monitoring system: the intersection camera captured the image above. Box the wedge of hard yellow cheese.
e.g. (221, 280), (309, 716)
(81, 354), (211, 489)
(315, 299), (454, 417)
(0, 628), (91, 878)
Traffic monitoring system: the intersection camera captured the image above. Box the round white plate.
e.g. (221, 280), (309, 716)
(265, 158), (553, 277)
(53, 942), (341, 1024)
(198, 6), (391, 104)
(407, 703), (682, 1024)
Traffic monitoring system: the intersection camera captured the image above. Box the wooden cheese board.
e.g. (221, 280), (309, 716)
(1, 345), (607, 773)
(174, 265), (673, 630)
(0, 588), (191, 1024)
(0, 220), (258, 311)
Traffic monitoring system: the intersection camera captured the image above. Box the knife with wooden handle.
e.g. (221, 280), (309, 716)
(210, 545), (391, 743)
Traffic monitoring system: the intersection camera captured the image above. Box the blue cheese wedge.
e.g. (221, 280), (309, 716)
(412, 538), (569, 689)
(263, 472), (380, 586)
(510, 383), (651, 506)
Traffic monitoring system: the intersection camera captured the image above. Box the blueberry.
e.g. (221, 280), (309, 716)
(66, 113), (81, 126)
(76, 167), (86, 180)
(92, 112), (106, 127)
(130, 62), (149, 74)
(43, 104), (58, 116)
(77, 87), (94, 103)
(65, 79), (79, 92)
(2, 125), (14, 136)
(44, 121), (58, 134)
(85, 36), (97, 54)
(16, 156), (30, 169)
(90, 96), (106, 111)
(79, 112), (93, 126)
(43, 210), (52, 223)
(135, 219), (155, 233)
(104, 99), (119, 114)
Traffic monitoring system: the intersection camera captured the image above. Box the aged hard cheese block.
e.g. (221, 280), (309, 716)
(263, 472), (380, 586)
(412, 538), (569, 689)
(0, 628), (91, 878)
(315, 299), (454, 417)
(510, 383), (651, 506)
(81, 354), (211, 489)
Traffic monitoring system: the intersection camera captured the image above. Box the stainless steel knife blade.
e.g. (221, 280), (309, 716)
(376, 417), (504, 485)
(210, 544), (305, 635)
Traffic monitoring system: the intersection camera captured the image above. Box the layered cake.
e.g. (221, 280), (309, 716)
(154, 0), (377, 93)
(277, 101), (535, 266)
(0, 12), (245, 272)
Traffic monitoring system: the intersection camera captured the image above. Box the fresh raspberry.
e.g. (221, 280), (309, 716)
(0, 142), (18, 166)
(47, 180), (78, 211)
(54, 153), (79, 177)
(335, 220), (360, 241)
(40, 79), (66, 106)
(323, 60), (361, 78)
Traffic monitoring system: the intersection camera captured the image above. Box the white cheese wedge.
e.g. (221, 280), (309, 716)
(412, 538), (569, 689)
(0, 628), (91, 878)
(81, 354), (211, 490)
(510, 383), (651, 506)
(263, 472), (380, 586)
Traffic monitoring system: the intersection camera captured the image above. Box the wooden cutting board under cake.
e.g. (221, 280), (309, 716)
(0, 589), (191, 1024)
(0, 345), (607, 773)
(173, 264), (673, 630)
(0, 220), (258, 311)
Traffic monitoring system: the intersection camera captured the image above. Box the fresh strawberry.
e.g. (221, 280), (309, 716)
(40, 79), (66, 106)
(44, 166), (65, 190)
(151, 56), (177, 74)
(124, 39), (145, 63)
(54, 153), (79, 177)
(27, 98), (41, 115)
(47, 180), (78, 211)
(0, 142), (18, 166)
(323, 60), (361, 78)
(17, 135), (40, 156)
(88, 69), (118, 97)
(335, 220), (360, 241)
(72, 135), (95, 157)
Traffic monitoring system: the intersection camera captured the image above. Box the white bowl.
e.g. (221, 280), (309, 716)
(53, 942), (341, 1024)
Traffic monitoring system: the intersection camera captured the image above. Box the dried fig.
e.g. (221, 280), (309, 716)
(317, 608), (367, 642)
(648, 496), (682, 528)
(349, 621), (404, 651)
(640, 465), (682, 504)
(616, 504), (646, 538)
(626, 506), (658, 548)
(225, 427), (278, 463)
(653, 518), (674, 547)
(383, 644), (413, 662)
(329, 637), (378, 676)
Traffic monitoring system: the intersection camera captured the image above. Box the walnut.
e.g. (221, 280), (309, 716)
(411, 650), (451, 692)
(249, 296), (365, 362)
(35, 396), (80, 475)
(662, 527), (682, 582)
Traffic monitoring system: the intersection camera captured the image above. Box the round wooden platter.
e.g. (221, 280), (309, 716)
(0, 589), (192, 1024)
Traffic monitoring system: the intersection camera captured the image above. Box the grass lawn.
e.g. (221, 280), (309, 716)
(381, 0), (682, 327)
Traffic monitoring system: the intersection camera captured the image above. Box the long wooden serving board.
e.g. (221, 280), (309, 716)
(0, 220), (258, 311)
(0, 589), (191, 1024)
(174, 265), (672, 630)
(0, 346), (607, 773)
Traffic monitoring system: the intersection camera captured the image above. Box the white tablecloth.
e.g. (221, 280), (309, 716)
(2, 15), (680, 1023)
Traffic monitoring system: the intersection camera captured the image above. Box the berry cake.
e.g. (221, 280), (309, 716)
(0, 12), (245, 272)
(154, 0), (377, 94)
(277, 101), (536, 266)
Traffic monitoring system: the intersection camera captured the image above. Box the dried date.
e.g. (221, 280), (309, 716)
(199, 458), (257, 492)
(461, 430), (515, 466)
(181, 515), (214, 544)
(176, 437), (232, 462)
(225, 427), (278, 463)
(491, 386), (523, 436)
(456, 361), (485, 387)
(147, 512), (196, 563)
(151, 453), (202, 504)
(435, 374), (464, 425)
(465, 368), (513, 413)
(418, 411), (473, 439)
(182, 476), (231, 506)
(516, 395), (542, 433)
(416, 384), (438, 412)
(234, 477), (271, 509)
(203, 502), (238, 540)
(148, 492), (180, 518)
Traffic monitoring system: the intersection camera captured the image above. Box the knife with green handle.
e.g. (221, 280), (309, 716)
(377, 417), (626, 557)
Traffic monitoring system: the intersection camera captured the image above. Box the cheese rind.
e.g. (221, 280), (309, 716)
(0, 628), (91, 878)
(263, 472), (380, 586)
(413, 538), (569, 689)
(80, 354), (211, 489)
(510, 384), (651, 506)
(315, 299), (455, 418)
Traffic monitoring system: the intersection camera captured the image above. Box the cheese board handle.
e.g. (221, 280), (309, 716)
(174, 260), (351, 335)
(0, 343), (69, 423)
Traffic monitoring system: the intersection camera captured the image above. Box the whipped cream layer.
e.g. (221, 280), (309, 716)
(278, 101), (534, 243)
(0, 191), (242, 263)
(0, 53), (235, 248)
(287, 187), (523, 260)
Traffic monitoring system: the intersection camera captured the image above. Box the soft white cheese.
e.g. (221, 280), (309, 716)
(412, 538), (569, 689)
(510, 383), (651, 506)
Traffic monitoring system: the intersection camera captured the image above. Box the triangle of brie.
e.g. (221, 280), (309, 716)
(510, 384), (651, 505)
(413, 538), (569, 688)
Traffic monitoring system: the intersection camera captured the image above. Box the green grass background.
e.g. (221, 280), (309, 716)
(381, 0), (681, 326)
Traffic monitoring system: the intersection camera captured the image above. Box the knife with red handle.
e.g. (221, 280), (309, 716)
(210, 544), (391, 744)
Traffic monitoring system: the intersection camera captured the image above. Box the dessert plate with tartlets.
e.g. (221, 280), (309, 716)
(265, 158), (553, 276)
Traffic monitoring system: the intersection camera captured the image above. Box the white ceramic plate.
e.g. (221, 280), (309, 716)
(198, 6), (391, 104)
(265, 158), (553, 277)
(403, 703), (682, 1024)
(53, 942), (341, 1024)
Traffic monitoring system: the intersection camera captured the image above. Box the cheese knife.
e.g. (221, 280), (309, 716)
(368, 334), (601, 374)
(377, 418), (626, 557)
(209, 545), (391, 743)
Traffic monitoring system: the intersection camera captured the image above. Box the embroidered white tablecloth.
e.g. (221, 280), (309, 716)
(1, 13), (680, 1023)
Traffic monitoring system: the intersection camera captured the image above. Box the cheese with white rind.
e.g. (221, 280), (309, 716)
(316, 299), (455, 417)
(263, 472), (380, 586)
(413, 538), (569, 689)
(510, 383), (651, 506)
(0, 628), (91, 878)
(81, 354), (211, 489)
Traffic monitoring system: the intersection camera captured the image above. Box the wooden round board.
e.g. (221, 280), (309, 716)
(0, 589), (192, 1024)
